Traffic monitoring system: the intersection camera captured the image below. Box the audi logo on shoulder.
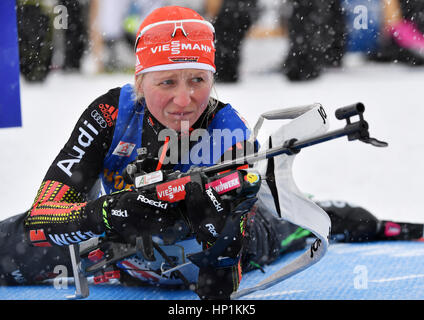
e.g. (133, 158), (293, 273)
(91, 110), (108, 128)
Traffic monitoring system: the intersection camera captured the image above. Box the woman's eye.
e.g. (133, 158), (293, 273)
(192, 77), (204, 83)
(160, 79), (174, 85)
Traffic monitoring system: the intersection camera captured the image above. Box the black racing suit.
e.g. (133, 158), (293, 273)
(1, 87), (422, 287)
(0, 87), (260, 287)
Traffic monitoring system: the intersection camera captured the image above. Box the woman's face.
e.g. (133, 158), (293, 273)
(137, 69), (214, 131)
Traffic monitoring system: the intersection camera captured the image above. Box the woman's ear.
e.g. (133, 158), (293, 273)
(136, 75), (143, 92)
(135, 74), (144, 100)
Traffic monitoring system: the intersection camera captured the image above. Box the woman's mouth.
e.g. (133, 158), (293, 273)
(166, 111), (194, 120)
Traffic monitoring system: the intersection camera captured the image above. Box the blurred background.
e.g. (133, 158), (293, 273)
(1, 0), (424, 223)
(13, 0), (424, 81)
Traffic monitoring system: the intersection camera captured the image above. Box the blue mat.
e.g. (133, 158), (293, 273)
(1, 241), (423, 300)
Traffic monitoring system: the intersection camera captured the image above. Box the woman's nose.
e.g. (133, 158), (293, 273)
(173, 84), (191, 107)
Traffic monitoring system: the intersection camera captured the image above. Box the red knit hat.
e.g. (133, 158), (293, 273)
(134, 6), (216, 75)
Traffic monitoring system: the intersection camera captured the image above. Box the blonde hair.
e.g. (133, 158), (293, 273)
(134, 74), (145, 102)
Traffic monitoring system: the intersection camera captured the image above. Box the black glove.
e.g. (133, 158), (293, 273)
(184, 181), (246, 300)
(86, 190), (178, 260)
(183, 182), (231, 245)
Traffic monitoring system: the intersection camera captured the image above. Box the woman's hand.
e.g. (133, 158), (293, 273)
(86, 190), (178, 259)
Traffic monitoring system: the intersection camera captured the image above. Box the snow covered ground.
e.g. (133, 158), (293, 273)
(1, 36), (423, 226)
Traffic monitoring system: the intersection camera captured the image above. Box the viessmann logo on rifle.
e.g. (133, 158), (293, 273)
(156, 176), (191, 202)
(156, 172), (241, 203)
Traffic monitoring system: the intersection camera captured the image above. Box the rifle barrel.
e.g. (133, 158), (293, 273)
(201, 124), (361, 175)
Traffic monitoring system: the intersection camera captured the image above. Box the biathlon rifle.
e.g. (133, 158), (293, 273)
(67, 102), (387, 299)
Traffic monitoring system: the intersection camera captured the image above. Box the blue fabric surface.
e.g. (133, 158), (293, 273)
(1, 241), (423, 300)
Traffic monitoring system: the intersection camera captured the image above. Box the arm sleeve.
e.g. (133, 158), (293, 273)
(24, 88), (121, 246)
